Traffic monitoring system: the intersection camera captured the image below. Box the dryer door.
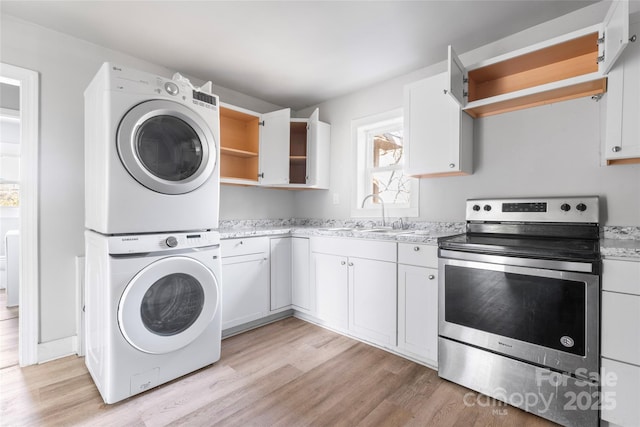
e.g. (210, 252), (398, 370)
(117, 99), (217, 195)
(118, 256), (220, 354)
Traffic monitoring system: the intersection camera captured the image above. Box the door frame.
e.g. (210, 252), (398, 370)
(0, 63), (40, 366)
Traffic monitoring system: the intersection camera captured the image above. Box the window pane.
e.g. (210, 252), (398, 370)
(0, 183), (19, 207)
(371, 170), (411, 205)
(372, 130), (403, 168)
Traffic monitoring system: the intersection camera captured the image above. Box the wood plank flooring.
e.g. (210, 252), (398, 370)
(0, 289), (19, 369)
(0, 317), (558, 426)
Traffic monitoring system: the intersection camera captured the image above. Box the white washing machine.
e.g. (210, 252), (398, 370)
(84, 62), (220, 234)
(84, 229), (222, 404)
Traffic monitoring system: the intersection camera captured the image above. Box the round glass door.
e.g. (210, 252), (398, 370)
(118, 256), (219, 354)
(117, 100), (217, 195)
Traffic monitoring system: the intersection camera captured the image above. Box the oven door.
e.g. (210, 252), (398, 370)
(439, 250), (599, 378)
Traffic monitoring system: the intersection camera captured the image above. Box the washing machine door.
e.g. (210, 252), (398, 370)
(118, 256), (220, 354)
(117, 99), (217, 195)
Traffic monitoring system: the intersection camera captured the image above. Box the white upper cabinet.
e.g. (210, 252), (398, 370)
(404, 72), (473, 177)
(220, 103), (330, 188)
(259, 108), (291, 185)
(447, 0), (629, 118)
(603, 18), (640, 165)
(284, 108), (331, 189)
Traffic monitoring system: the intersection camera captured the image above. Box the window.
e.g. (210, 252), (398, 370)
(352, 109), (418, 219)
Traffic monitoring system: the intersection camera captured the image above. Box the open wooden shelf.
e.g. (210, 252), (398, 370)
(463, 32), (606, 118)
(221, 146), (258, 158)
(289, 156), (307, 162)
(220, 106), (260, 182)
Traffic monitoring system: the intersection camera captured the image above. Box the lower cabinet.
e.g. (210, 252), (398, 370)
(349, 257), (397, 346)
(601, 258), (640, 427)
(313, 253), (349, 330)
(291, 237), (312, 314)
(310, 237), (397, 347)
(397, 243), (439, 367)
(397, 264), (438, 365)
(270, 237), (292, 311)
(221, 237), (270, 330)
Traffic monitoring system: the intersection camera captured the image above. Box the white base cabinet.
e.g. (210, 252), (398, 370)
(310, 237), (397, 347)
(601, 258), (640, 427)
(291, 237), (312, 314)
(220, 237), (270, 330)
(397, 243), (439, 367)
(349, 257), (397, 346)
(270, 237), (292, 311)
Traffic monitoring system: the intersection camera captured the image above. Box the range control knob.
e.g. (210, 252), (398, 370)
(576, 203), (587, 212)
(165, 236), (178, 248)
(472, 204), (481, 211)
(483, 205), (492, 212)
(561, 203), (571, 212)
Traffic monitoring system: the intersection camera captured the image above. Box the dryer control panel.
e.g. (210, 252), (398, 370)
(109, 231), (220, 255)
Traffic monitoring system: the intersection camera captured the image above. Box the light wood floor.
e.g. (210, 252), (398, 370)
(0, 317), (557, 426)
(0, 289), (19, 369)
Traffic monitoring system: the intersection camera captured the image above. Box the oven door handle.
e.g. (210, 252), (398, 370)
(438, 249), (596, 273)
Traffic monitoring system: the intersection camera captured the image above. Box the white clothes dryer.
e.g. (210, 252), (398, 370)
(84, 229), (222, 404)
(84, 62), (220, 234)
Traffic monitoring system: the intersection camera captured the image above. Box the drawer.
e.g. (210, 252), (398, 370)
(221, 237), (268, 258)
(602, 291), (640, 365)
(602, 259), (640, 295)
(601, 358), (640, 427)
(398, 243), (438, 268)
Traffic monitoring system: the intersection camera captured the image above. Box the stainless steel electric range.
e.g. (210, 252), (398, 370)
(438, 196), (601, 427)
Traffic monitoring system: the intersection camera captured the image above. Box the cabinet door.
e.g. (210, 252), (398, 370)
(221, 253), (269, 330)
(305, 108), (319, 186)
(446, 45), (467, 107)
(292, 237), (312, 313)
(348, 257), (397, 346)
(270, 238), (292, 311)
(398, 265), (438, 365)
(259, 108), (290, 185)
(604, 20), (640, 163)
(600, 0), (629, 75)
(312, 252), (348, 330)
(404, 73), (472, 177)
(601, 358), (640, 427)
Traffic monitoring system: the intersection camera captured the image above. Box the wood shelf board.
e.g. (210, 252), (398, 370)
(289, 156), (307, 162)
(221, 147), (259, 158)
(220, 106), (260, 123)
(466, 78), (607, 118)
(468, 32), (599, 83)
(607, 157), (640, 166)
(469, 52), (598, 102)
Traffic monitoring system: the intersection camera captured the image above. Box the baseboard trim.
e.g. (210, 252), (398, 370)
(38, 336), (77, 363)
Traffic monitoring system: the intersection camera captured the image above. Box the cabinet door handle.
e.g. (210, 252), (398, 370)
(341, 261), (346, 265)
(428, 274), (435, 280)
(413, 246), (420, 251)
(612, 146), (622, 152)
(449, 163), (456, 168)
(348, 262), (354, 267)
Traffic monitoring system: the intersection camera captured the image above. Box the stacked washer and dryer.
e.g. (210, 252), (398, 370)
(84, 63), (222, 404)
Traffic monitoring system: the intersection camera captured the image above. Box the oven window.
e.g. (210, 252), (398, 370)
(444, 265), (586, 356)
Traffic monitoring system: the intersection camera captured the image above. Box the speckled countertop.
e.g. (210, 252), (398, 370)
(217, 220), (640, 261)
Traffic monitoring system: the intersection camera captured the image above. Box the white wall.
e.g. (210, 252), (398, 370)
(0, 15), (293, 343)
(295, 2), (640, 226)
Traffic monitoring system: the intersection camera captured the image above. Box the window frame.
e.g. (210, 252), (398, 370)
(351, 108), (419, 219)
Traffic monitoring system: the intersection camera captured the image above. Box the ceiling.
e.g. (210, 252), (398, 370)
(1, 0), (600, 110)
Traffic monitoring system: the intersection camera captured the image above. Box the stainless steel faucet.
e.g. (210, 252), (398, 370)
(361, 193), (386, 227)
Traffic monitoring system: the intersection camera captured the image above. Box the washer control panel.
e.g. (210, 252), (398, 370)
(466, 196), (599, 223)
(108, 231), (220, 254)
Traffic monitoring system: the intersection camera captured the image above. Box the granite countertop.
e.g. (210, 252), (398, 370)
(217, 220), (640, 261)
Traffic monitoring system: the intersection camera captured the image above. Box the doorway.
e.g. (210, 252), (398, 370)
(0, 63), (39, 367)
